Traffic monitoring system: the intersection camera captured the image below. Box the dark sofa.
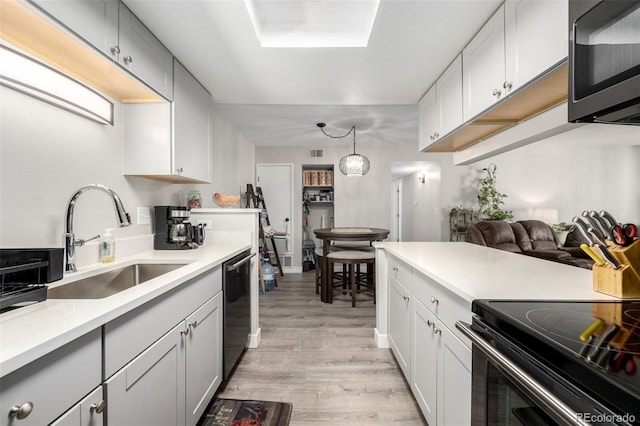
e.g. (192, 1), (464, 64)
(465, 219), (594, 269)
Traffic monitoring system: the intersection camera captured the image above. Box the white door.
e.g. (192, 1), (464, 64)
(256, 164), (293, 256)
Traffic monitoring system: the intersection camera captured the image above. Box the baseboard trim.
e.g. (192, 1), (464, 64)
(375, 328), (389, 348)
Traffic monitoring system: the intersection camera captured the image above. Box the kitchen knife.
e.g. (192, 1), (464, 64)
(589, 211), (611, 239)
(580, 244), (605, 266)
(572, 217), (594, 246)
(587, 227), (607, 246)
(581, 211), (607, 241)
(594, 244), (621, 269)
(600, 210), (619, 227)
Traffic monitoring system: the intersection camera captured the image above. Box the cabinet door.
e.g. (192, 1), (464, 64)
(411, 301), (438, 426)
(118, 4), (173, 100)
(505, 0), (568, 92)
(50, 386), (104, 426)
(437, 54), (463, 137)
(388, 276), (412, 378)
(174, 60), (212, 183)
(418, 84), (438, 151)
(436, 325), (471, 426)
(30, 0), (118, 58)
(185, 293), (223, 426)
(463, 4), (506, 121)
(106, 322), (186, 426)
(0, 330), (101, 426)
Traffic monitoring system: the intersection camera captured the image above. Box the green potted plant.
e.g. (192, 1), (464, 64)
(551, 222), (575, 247)
(477, 163), (513, 221)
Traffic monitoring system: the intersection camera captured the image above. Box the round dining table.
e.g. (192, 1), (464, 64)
(313, 227), (390, 303)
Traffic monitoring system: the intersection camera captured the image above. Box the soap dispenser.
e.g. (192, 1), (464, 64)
(100, 228), (115, 263)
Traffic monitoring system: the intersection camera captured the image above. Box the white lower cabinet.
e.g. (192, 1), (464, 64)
(388, 275), (412, 378)
(387, 254), (472, 425)
(436, 325), (471, 426)
(411, 301), (438, 426)
(105, 291), (223, 426)
(106, 322), (185, 426)
(50, 386), (105, 426)
(0, 329), (101, 426)
(185, 293), (223, 426)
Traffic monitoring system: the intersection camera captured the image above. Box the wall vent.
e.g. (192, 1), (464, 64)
(308, 149), (324, 158)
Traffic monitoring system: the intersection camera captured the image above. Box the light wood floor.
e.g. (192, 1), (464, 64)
(215, 271), (427, 425)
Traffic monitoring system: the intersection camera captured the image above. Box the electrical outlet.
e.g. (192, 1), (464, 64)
(137, 207), (151, 225)
(197, 219), (212, 229)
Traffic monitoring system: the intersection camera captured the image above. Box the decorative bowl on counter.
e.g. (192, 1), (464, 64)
(213, 193), (241, 208)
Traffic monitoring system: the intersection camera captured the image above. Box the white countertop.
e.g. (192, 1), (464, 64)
(0, 242), (250, 377)
(377, 242), (618, 303)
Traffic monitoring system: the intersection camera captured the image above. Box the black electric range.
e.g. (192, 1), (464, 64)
(470, 299), (640, 425)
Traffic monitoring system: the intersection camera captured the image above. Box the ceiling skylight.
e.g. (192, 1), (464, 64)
(244, 0), (380, 48)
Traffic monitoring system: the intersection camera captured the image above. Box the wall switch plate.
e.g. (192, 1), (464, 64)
(137, 207), (151, 225)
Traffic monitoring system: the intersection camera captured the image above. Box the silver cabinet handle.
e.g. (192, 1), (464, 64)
(431, 296), (439, 304)
(434, 132), (439, 139)
(427, 319), (433, 326)
(110, 45), (120, 56)
(433, 327), (442, 335)
(392, 266), (398, 272)
(189, 320), (198, 328)
(176, 167), (183, 175)
(456, 321), (588, 426)
(503, 81), (513, 89)
(403, 295), (410, 302)
(492, 88), (501, 97)
(180, 328), (189, 336)
(9, 402), (33, 420)
(90, 400), (106, 415)
(123, 55), (133, 64)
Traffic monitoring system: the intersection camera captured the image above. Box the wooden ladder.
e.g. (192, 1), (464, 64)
(246, 184), (284, 278)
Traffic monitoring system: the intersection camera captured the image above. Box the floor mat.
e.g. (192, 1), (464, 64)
(198, 398), (292, 426)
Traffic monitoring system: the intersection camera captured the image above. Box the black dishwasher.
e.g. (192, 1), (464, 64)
(222, 250), (254, 380)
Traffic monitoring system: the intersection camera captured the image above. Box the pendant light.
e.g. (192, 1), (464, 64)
(316, 122), (370, 176)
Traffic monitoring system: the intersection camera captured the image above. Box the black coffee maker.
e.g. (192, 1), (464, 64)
(154, 206), (203, 250)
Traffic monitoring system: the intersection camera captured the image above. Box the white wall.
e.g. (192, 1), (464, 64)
(0, 86), (255, 267)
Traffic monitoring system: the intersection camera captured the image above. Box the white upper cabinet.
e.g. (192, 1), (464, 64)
(123, 59), (212, 183)
(29, 0), (119, 55)
(118, 4), (173, 100)
(504, 0), (568, 91)
(463, 1), (568, 122)
(418, 85), (438, 151)
(419, 54), (463, 151)
(463, 5), (506, 121)
(437, 55), (463, 139)
(173, 60), (213, 183)
(29, 0), (173, 100)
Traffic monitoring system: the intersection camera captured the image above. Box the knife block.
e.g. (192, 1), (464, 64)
(593, 238), (640, 298)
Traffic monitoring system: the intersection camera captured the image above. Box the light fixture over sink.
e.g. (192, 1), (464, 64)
(316, 122), (370, 176)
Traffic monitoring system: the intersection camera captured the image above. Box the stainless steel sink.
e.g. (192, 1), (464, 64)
(47, 263), (186, 299)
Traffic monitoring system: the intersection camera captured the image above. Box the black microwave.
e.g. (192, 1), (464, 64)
(568, 0), (640, 125)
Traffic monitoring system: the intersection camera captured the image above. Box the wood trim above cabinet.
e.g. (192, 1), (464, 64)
(423, 61), (568, 153)
(0, 0), (164, 103)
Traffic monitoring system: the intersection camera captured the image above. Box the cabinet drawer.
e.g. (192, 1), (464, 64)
(104, 266), (221, 378)
(0, 329), (101, 426)
(387, 254), (411, 289)
(412, 271), (471, 337)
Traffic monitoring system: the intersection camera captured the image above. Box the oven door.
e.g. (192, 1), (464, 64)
(568, 0), (640, 124)
(457, 321), (590, 426)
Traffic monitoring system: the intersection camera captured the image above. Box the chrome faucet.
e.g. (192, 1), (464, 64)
(64, 184), (131, 272)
